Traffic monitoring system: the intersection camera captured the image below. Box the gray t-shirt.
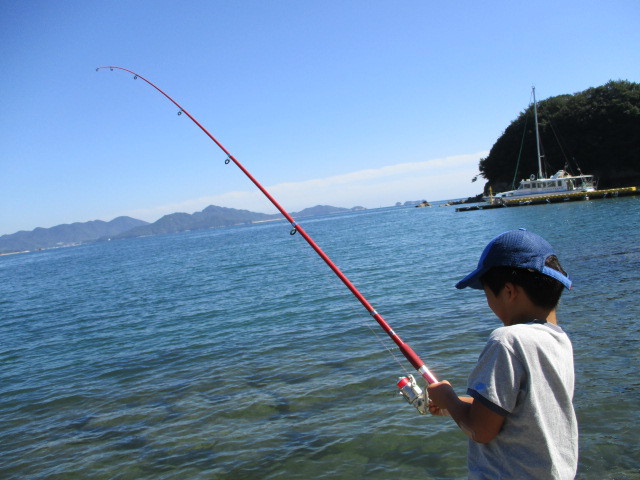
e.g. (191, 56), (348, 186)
(466, 322), (578, 479)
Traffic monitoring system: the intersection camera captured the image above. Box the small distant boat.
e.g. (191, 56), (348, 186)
(487, 87), (596, 203)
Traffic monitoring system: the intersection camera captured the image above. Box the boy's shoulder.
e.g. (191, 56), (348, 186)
(489, 322), (567, 346)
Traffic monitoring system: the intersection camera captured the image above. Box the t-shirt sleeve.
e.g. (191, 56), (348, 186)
(467, 334), (526, 417)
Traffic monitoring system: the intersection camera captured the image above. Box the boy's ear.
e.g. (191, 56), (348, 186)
(503, 282), (519, 301)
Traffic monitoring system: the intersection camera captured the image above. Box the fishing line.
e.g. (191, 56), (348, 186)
(293, 228), (411, 377)
(364, 322), (412, 376)
(286, 214), (413, 372)
(97, 66), (436, 412)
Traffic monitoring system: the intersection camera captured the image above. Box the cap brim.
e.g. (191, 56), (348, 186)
(542, 266), (573, 290)
(456, 265), (572, 290)
(455, 267), (487, 290)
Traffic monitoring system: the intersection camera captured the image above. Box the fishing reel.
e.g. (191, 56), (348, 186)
(397, 374), (428, 415)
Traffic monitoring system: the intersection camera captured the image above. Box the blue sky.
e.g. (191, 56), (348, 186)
(1, 1), (639, 235)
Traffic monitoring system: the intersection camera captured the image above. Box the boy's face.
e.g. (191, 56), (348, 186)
(483, 284), (510, 325)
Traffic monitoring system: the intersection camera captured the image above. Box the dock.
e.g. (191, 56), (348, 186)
(456, 186), (639, 212)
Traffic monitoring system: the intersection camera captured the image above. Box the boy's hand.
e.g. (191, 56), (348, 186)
(428, 400), (450, 416)
(427, 380), (455, 416)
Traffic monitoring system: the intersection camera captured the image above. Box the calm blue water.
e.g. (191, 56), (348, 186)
(2, 197), (639, 479)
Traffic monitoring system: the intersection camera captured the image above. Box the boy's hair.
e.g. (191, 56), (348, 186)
(480, 255), (567, 309)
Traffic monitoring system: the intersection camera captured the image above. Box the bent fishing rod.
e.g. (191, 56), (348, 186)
(97, 66), (437, 413)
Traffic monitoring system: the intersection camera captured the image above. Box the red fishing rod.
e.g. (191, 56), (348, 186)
(97, 66), (437, 413)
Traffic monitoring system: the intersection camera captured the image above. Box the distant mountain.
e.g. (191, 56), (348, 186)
(295, 205), (364, 217)
(0, 216), (148, 254)
(0, 205), (364, 255)
(111, 204), (358, 240)
(111, 205), (276, 239)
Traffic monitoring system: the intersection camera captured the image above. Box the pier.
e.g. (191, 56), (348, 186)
(456, 186), (639, 212)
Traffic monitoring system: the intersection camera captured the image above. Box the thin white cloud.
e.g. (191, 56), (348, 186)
(123, 151), (487, 221)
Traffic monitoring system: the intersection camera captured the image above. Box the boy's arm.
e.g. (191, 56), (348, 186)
(427, 381), (505, 444)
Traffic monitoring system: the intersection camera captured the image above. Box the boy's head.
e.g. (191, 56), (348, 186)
(455, 229), (571, 309)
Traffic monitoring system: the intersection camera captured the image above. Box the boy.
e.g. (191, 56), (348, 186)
(427, 228), (578, 479)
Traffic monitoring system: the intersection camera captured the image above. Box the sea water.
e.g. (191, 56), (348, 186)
(1, 197), (639, 479)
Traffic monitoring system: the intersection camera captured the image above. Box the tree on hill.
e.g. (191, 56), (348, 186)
(478, 80), (640, 194)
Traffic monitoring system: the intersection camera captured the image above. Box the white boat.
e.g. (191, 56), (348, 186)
(487, 87), (596, 203)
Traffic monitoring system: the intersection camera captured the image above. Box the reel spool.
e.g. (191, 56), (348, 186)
(397, 374), (428, 415)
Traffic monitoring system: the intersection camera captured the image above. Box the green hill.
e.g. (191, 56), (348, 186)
(478, 80), (640, 194)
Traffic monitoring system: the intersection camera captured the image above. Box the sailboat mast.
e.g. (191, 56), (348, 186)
(532, 86), (544, 179)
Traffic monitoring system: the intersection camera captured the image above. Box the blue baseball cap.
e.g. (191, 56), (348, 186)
(455, 228), (572, 290)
